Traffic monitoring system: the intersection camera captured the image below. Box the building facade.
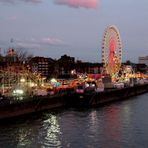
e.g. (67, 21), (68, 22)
(29, 57), (55, 78)
(139, 56), (148, 66)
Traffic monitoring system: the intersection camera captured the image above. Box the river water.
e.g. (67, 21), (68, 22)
(0, 93), (148, 148)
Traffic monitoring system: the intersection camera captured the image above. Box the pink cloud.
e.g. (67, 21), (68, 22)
(0, 0), (42, 4)
(15, 37), (66, 49)
(54, 0), (97, 9)
(41, 37), (65, 45)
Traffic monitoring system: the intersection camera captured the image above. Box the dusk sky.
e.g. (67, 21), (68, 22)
(0, 0), (148, 62)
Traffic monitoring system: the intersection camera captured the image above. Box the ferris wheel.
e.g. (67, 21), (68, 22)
(102, 25), (122, 77)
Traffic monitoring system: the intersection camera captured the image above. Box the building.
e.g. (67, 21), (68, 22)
(135, 64), (147, 74)
(57, 54), (75, 75)
(29, 57), (55, 78)
(75, 62), (102, 74)
(139, 56), (148, 66)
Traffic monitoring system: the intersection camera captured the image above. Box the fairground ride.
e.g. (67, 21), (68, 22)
(101, 25), (122, 79)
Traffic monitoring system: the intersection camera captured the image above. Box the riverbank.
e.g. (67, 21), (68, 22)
(0, 83), (148, 120)
(65, 83), (148, 107)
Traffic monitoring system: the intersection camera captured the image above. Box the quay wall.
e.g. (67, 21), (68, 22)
(66, 83), (148, 107)
(0, 94), (66, 119)
(0, 83), (148, 120)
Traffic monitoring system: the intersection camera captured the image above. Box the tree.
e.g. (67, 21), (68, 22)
(125, 60), (132, 65)
(16, 48), (33, 63)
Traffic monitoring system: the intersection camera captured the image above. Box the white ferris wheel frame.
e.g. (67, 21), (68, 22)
(101, 25), (122, 76)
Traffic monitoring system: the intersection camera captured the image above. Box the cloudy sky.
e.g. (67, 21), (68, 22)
(0, 0), (148, 62)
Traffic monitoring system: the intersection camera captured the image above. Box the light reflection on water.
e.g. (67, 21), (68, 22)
(40, 114), (61, 148)
(0, 93), (148, 148)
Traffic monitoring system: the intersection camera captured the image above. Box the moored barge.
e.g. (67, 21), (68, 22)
(0, 83), (148, 120)
(65, 83), (148, 107)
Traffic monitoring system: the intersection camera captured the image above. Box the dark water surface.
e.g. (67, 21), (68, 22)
(0, 93), (148, 148)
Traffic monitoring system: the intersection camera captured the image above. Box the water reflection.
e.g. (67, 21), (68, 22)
(0, 121), (37, 148)
(0, 113), (61, 148)
(40, 114), (61, 148)
(101, 105), (123, 148)
(0, 94), (148, 148)
(122, 105), (131, 123)
(89, 110), (98, 132)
